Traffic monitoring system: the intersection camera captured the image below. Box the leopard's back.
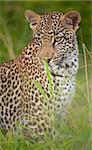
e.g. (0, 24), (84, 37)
(0, 61), (23, 132)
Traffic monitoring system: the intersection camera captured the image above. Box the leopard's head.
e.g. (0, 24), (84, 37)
(25, 10), (81, 68)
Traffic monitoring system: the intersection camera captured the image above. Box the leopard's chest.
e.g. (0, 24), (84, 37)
(54, 74), (75, 103)
(49, 70), (75, 122)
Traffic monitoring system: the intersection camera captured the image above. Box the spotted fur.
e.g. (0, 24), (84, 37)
(0, 10), (81, 137)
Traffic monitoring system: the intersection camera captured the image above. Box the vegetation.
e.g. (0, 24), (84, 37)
(0, 1), (91, 150)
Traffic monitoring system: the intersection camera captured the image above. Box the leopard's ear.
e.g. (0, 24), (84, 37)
(25, 9), (41, 30)
(62, 11), (81, 31)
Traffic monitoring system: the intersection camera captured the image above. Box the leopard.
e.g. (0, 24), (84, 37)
(0, 9), (81, 138)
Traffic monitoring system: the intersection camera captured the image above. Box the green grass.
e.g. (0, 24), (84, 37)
(0, 2), (92, 150)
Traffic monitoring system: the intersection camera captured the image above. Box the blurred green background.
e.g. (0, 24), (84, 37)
(0, 1), (91, 63)
(0, 1), (91, 149)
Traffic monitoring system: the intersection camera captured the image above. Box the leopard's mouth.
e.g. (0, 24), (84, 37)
(47, 59), (51, 63)
(47, 58), (64, 78)
(47, 55), (64, 67)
